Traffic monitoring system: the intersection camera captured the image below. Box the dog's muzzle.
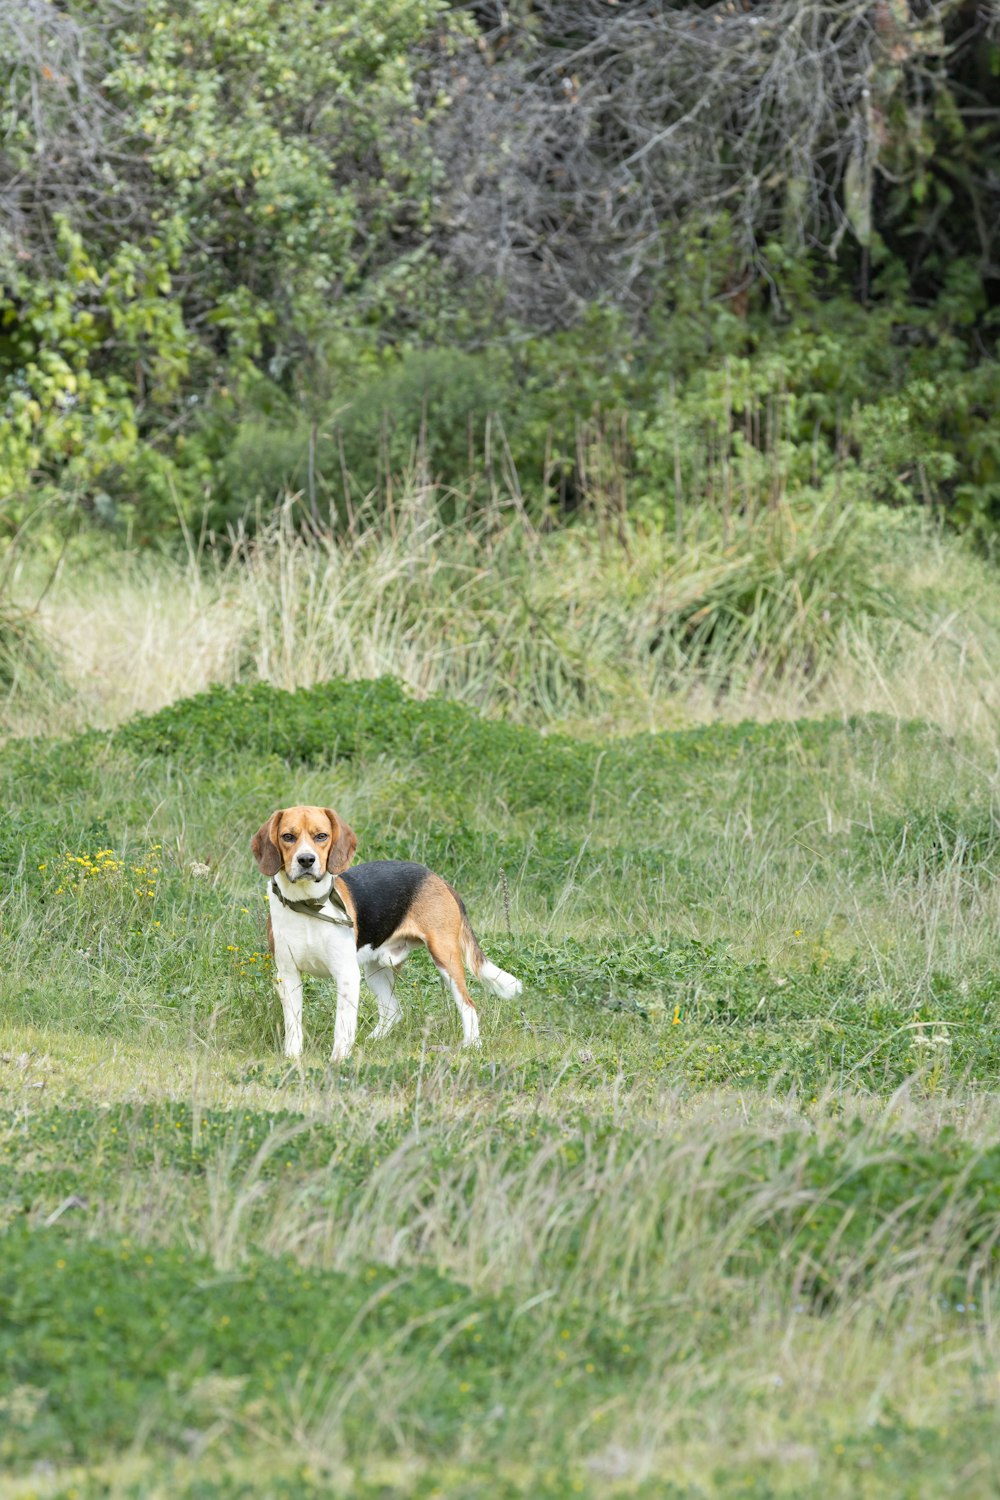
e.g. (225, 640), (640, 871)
(291, 850), (320, 880)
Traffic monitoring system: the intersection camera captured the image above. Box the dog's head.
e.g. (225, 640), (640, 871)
(251, 805), (357, 882)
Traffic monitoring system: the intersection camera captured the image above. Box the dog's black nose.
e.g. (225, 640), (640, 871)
(297, 851), (316, 868)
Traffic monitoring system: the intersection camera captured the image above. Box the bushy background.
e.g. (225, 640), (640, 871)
(1, 0), (998, 548)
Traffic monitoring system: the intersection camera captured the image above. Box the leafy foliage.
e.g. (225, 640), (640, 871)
(0, 1), (998, 539)
(0, 0), (461, 530)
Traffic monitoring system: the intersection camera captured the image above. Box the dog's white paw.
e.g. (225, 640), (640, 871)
(480, 962), (522, 1001)
(369, 1022), (399, 1041)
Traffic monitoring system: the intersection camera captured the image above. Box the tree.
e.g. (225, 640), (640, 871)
(428, 1), (1000, 323)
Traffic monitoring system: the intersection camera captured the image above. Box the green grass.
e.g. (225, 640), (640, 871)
(2, 676), (1000, 1497)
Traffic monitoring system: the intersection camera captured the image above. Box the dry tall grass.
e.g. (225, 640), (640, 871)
(9, 494), (1000, 743)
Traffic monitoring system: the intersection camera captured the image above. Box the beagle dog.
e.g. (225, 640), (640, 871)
(251, 805), (521, 1061)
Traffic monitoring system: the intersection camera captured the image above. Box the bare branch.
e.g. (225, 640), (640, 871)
(428, 1), (996, 325)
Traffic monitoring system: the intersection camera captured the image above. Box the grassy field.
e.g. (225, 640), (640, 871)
(2, 512), (1000, 1498)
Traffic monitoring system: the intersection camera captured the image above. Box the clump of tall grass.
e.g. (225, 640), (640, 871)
(0, 604), (59, 692)
(649, 495), (899, 688)
(0, 570), (69, 736)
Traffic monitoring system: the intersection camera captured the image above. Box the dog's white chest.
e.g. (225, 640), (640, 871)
(269, 893), (353, 977)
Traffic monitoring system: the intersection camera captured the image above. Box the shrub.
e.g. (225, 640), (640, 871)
(332, 348), (518, 504)
(111, 674), (930, 823)
(648, 498), (900, 685)
(113, 675), (598, 814)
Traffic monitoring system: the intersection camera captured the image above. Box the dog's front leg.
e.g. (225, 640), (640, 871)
(330, 948), (361, 1063)
(274, 961), (304, 1059)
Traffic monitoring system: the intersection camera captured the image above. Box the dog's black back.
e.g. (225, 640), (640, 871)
(339, 861), (432, 950)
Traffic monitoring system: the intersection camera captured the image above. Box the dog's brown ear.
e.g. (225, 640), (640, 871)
(251, 811), (283, 876)
(324, 809), (357, 873)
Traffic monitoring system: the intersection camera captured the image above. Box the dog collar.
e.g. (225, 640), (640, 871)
(269, 879), (351, 925)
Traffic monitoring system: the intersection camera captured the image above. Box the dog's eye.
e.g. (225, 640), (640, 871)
(314, 832), (329, 842)
(281, 832), (297, 842)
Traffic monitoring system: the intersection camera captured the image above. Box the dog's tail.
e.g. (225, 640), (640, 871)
(459, 905), (522, 1001)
